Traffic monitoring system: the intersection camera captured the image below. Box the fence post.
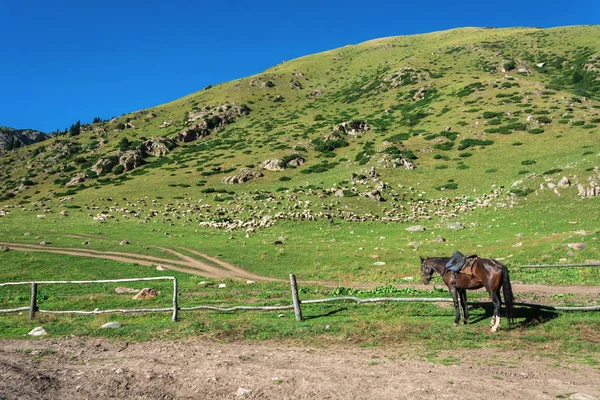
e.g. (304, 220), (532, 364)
(289, 274), (302, 321)
(172, 278), (178, 322)
(29, 282), (38, 320)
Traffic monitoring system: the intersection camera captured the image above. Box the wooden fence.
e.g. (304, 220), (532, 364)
(1, 274), (599, 323)
(0, 277), (179, 321)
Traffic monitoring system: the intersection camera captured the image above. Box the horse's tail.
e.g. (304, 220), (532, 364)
(501, 264), (515, 324)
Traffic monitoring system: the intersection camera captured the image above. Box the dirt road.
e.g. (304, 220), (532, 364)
(1, 337), (599, 400)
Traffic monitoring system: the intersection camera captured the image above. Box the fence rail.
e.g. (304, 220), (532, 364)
(517, 263), (600, 269)
(0, 276), (178, 321)
(1, 274), (599, 323)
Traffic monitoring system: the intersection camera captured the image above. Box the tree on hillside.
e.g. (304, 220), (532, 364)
(69, 120), (81, 137)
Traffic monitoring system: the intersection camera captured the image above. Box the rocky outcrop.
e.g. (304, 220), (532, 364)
(119, 150), (143, 171)
(333, 121), (370, 136)
(141, 136), (173, 157)
(0, 126), (47, 151)
(91, 157), (117, 175)
(65, 173), (87, 187)
(175, 103), (250, 143)
(261, 159), (285, 171)
(222, 169), (263, 184)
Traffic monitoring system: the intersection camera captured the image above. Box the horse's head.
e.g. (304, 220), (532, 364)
(420, 256), (434, 284)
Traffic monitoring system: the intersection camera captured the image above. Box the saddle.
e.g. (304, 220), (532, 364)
(446, 250), (478, 274)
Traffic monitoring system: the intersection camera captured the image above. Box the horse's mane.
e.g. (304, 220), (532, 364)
(425, 257), (450, 262)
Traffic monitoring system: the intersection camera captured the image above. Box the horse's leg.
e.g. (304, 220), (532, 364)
(490, 289), (501, 332)
(450, 286), (460, 326)
(459, 289), (469, 324)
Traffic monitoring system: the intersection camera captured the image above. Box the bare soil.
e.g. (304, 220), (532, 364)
(1, 337), (599, 400)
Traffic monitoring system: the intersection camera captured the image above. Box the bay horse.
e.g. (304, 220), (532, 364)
(420, 256), (515, 332)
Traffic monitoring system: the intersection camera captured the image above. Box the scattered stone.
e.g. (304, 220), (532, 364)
(434, 235), (446, 243)
(83, 241), (90, 245)
(0, 245), (10, 252)
(218, 283), (227, 289)
(271, 240), (283, 245)
(132, 288), (160, 300)
(156, 265), (168, 271)
(246, 280), (256, 285)
(447, 222), (464, 230)
(119, 240), (129, 246)
(406, 225), (426, 232)
(403, 277), (415, 281)
(40, 241), (51, 246)
(100, 322), (122, 329)
(28, 327), (47, 336)
(373, 261), (386, 266)
(115, 287), (138, 294)
(512, 242), (522, 247)
(566, 243), (586, 250)
(557, 176), (570, 188)
(408, 241), (420, 248)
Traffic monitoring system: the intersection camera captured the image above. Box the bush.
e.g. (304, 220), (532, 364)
(459, 152), (472, 157)
(433, 142), (454, 151)
(521, 159), (536, 165)
(278, 176), (292, 181)
(112, 164), (125, 175)
(537, 116), (552, 124)
(528, 128), (544, 134)
(458, 138), (493, 150)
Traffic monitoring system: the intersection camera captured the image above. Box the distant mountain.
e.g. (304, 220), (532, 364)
(0, 126), (47, 151)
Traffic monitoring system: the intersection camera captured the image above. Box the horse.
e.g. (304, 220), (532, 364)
(420, 256), (515, 332)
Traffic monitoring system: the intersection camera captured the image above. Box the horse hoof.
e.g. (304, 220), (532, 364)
(491, 327), (498, 333)
(463, 320), (468, 325)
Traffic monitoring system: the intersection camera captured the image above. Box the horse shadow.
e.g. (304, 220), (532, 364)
(468, 302), (559, 329)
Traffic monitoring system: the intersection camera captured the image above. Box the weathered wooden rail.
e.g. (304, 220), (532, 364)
(1, 274), (599, 323)
(0, 277), (179, 321)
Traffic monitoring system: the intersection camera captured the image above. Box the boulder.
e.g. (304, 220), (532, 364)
(434, 235), (446, 243)
(447, 222), (464, 230)
(132, 288), (160, 300)
(333, 120), (370, 136)
(222, 169), (263, 184)
(28, 327), (47, 336)
(65, 173), (87, 187)
(91, 157), (117, 175)
(142, 137), (173, 157)
(557, 176), (570, 188)
(406, 225), (426, 232)
(100, 322), (122, 329)
(119, 150), (143, 171)
(261, 159), (284, 171)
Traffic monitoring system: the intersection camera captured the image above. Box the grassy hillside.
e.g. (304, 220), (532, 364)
(1, 26), (599, 282)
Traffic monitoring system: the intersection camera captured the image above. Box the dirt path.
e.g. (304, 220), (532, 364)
(1, 337), (598, 400)
(1, 241), (600, 297)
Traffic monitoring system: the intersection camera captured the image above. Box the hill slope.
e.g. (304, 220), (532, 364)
(1, 26), (599, 277)
(0, 126), (46, 152)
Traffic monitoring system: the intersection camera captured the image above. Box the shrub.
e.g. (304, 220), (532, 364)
(512, 141), (523, 146)
(521, 159), (536, 165)
(458, 139), (493, 150)
(537, 116), (552, 124)
(528, 128), (544, 134)
(485, 168), (497, 173)
(279, 176), (292, 181)
(433, 142), (454, 151)
(459, 152), (472, 157)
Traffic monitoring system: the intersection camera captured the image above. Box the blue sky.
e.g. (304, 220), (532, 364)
(1, 0), (598, 132)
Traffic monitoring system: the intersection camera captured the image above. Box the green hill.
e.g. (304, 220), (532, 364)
(1, 26), (599, 281)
